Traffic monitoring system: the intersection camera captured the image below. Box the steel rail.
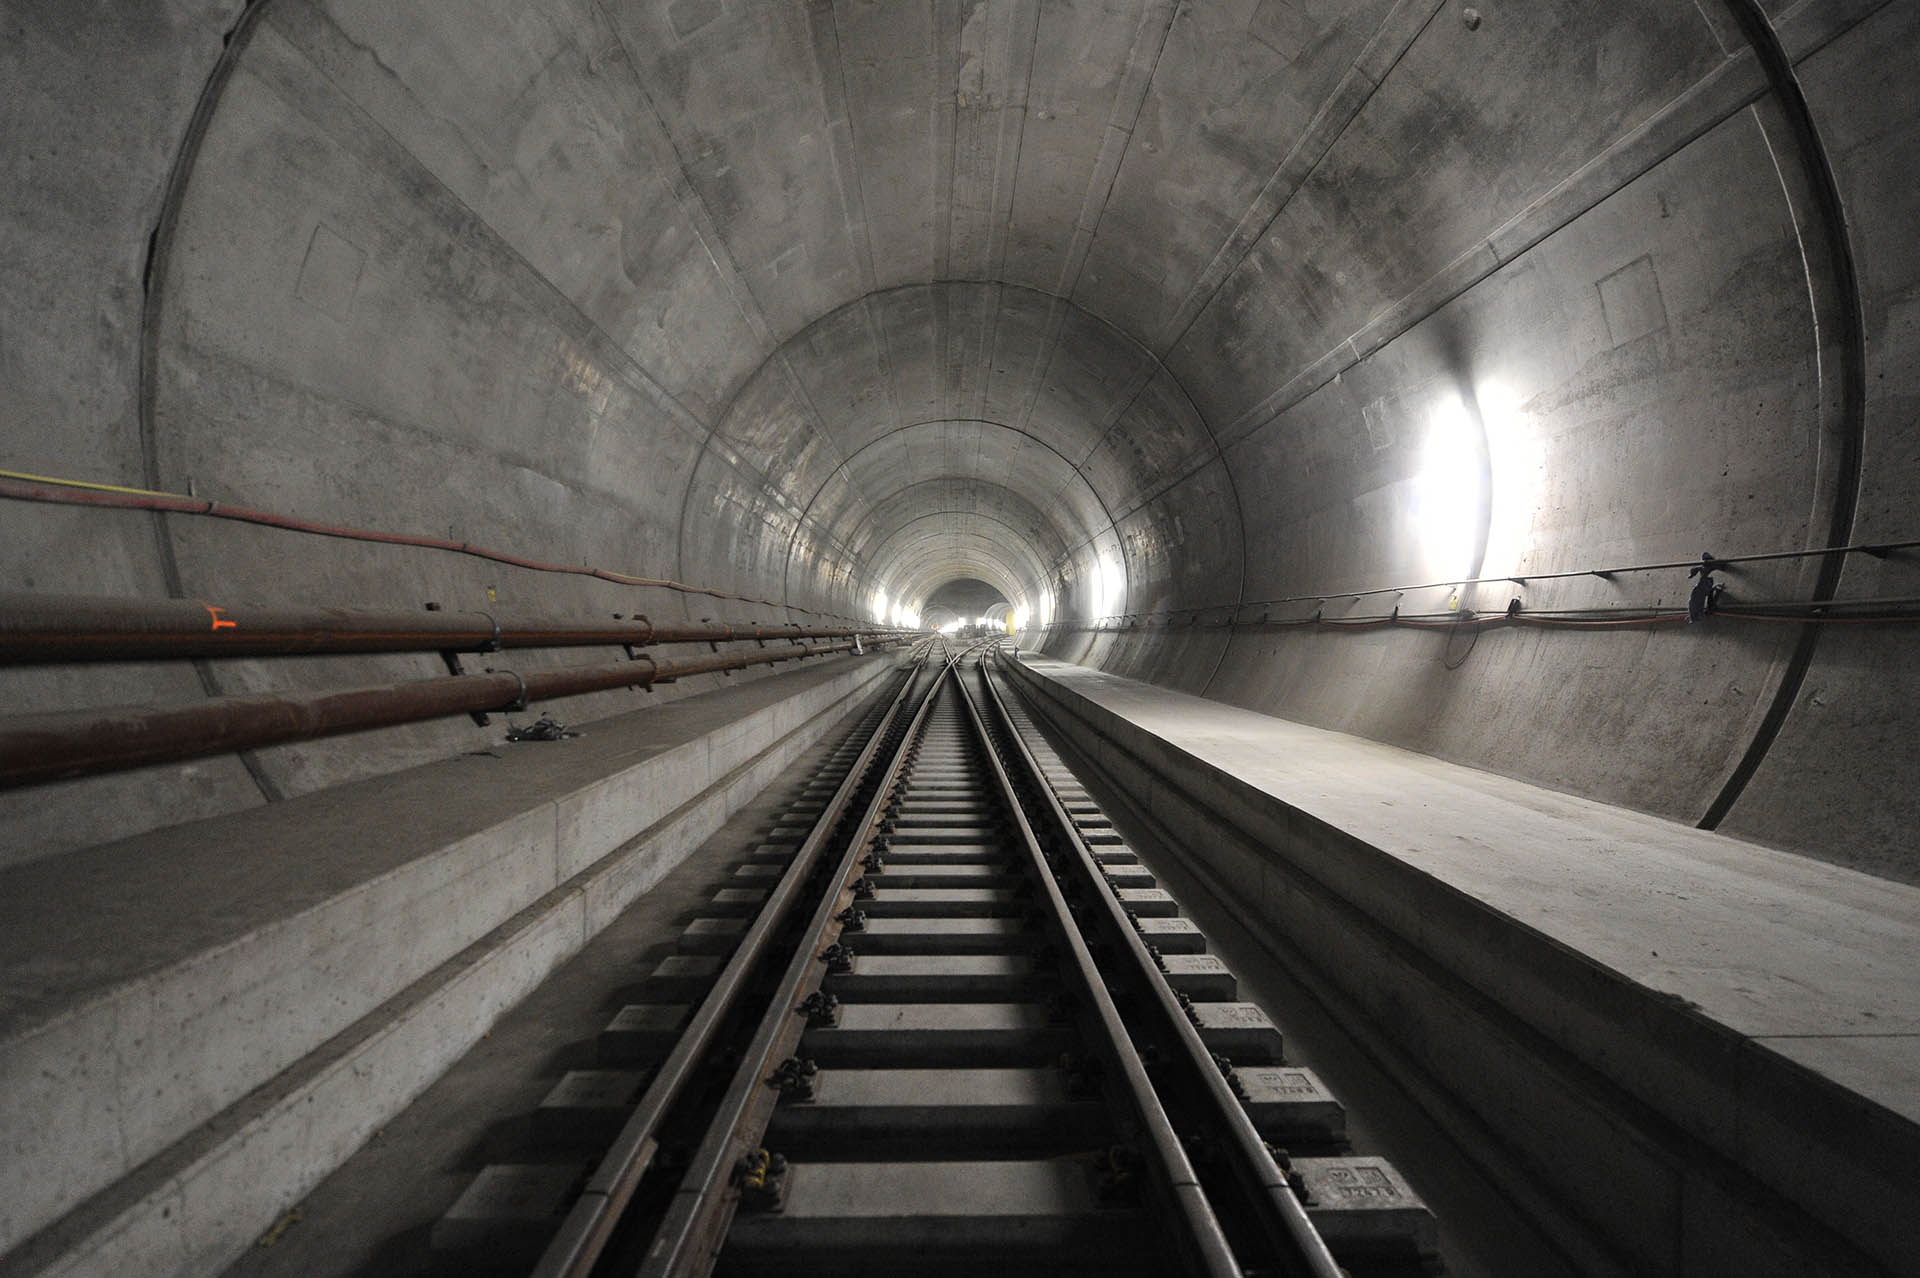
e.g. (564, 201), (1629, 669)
(950, 655), (1246, 1278)
(978, 651), (1346, 1278)
(530, 654), (936, 1278)
(635, 645), (963, 1277)
(0, 590), (901, 663)
(0, 639), (901, 788)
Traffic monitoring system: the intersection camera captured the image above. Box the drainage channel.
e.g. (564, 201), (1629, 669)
(432, 643), (1440, 1277)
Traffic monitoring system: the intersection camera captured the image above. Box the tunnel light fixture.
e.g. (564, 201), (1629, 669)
(1092, 551), (1126, 619)
(1477, 378), (1545, 581)
(1415, 394), (1491, 583)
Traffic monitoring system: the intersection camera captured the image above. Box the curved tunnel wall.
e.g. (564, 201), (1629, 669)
(1042, 0), (1920, 882)
(2, 0), (1916, 881)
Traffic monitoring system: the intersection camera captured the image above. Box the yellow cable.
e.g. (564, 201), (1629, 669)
(0, 467), (192, 501)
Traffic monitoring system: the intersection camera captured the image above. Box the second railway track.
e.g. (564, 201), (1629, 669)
(437, 641), (1440, 1277)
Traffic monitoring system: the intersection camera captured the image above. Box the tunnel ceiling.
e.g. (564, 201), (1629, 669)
(572, 0), (1720, 618)
(17, 0), (1908, 870)
(150, 0), (1769, 630)
(137, 0), (1830, 636)
(509, 0), (1286, 617)
(613, 0), (1732, 619)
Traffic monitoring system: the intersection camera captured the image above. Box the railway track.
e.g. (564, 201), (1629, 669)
(433, 641), (1438, 1276)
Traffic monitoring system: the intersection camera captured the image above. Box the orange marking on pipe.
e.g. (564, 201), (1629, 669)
(204, 604), (237, 631)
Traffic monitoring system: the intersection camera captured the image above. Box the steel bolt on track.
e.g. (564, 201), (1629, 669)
(438, 638), (1434, 1277)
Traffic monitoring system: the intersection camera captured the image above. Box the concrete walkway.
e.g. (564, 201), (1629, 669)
(0, 653), (896, 1276)
(1006, 653), (1918, 1274)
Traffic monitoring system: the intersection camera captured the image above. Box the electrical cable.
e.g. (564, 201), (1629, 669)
(14, 468), (1918, 634)
(1440, 618), (1479, 670)
(0, 469), (861, 622)
(1057, 600), (1920, 637)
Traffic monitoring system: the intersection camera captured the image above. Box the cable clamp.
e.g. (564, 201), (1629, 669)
(1687, 553), (1725, 623)
(443, 649), (491, 726)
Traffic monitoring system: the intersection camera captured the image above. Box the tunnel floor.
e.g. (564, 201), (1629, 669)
(217, 685), (901, 1278)
(1026, 703), (1575, 1278)
(214, 664), (1477, 1277)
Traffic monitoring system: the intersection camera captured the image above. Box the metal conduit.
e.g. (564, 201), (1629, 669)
(0, 591), (904, 662)
(0, 638), (907, 788)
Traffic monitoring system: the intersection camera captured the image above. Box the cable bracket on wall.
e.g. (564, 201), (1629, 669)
(1687, 553), (1726, 623)
(438, 649), (491, 725)
(497, 668), (529, 711)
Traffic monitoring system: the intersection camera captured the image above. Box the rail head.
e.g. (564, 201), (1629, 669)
(949, 655), (1246, 1278)
(529, 653), (940, 1278)
(542, 635), (1306, 1278)
(976, 651), (1347, 1278)
(621, 649), (959, 1278)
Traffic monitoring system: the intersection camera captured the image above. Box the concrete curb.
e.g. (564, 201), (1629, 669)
(0, 655), (894, 1276)
(1002, 654), (1912, 1276)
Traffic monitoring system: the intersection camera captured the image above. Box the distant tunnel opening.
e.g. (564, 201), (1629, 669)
(921, 577), (1014, 634)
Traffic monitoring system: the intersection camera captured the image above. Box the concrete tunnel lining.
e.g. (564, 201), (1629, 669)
(731, 279), (1240, 623)
(812, 475), (1070, 618)
(859, 515), (1050, 606)
(0, 0), (1909, 863)
(3, 0), (1920, 1274)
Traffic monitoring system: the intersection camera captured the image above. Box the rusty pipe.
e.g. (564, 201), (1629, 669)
(0, 639), (898, 788)
(0, 592), (903, 663)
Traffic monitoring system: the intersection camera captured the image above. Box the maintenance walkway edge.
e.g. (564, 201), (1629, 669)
(0, 651), (899, 1277)
(1002, 652), (1918, 1277)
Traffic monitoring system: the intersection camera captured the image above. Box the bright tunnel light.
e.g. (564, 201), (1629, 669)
(1477, 378), (1545, 579)
(1415, 394), (1490, 582)
(1092, 551), (1125, 619)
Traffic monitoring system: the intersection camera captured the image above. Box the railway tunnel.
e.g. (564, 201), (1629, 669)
(2, 0), (1917, 1274)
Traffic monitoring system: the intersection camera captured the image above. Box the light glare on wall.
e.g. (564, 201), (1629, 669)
(1415, 395), (1490, 582)
(1092, 551), (1125, 619)
(1477, 378), (1544, 579)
